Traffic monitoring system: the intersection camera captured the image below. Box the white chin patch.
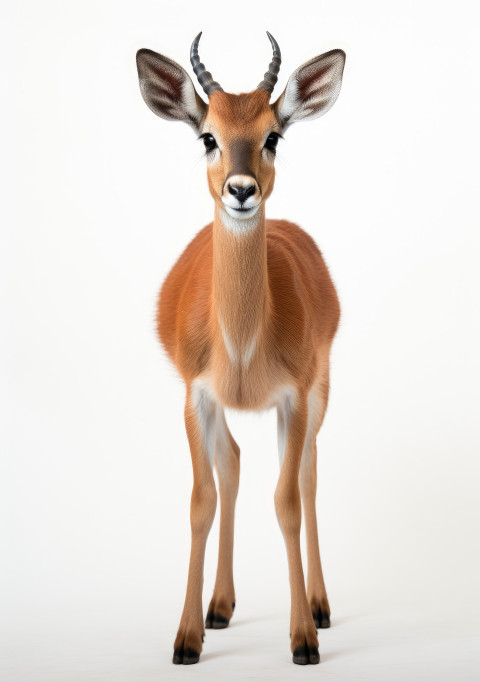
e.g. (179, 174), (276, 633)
(223, 204), (260, 220)
(220, 206), (261, 235)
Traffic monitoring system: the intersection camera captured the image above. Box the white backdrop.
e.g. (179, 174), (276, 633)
(2, 0), (480, 680)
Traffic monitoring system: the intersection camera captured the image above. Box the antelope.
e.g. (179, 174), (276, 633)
(136, 32), (346, 666)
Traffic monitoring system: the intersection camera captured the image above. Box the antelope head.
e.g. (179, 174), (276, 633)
(136, 33), (345, 221)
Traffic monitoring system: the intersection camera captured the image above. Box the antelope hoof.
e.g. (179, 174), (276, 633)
(172, 625), (203, 665)
(205, 599), (235, 629)
(205, 611), (229, 629)
(293, 644), (320, 665)
(312, 608), (331, 629)
(291, 623), (319, 665)
(172, 646), (200, 665)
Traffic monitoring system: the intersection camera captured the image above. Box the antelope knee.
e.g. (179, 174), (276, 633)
(190, 482), (217, 534)
(274, 482), (302, 535)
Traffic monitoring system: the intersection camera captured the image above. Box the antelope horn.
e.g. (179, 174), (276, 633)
(257, 31), (281, 94)
(190, 32), (223, 96)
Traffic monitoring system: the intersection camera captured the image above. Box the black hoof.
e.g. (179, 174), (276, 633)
(292, 646), (309, 665)
(183, 648), (200, 665)
(293, 644), (320, 665)
(205, 611), (229, 629)
(212, 614), (229, 629)
(172, 647), (200, 665)
(313, 609), (331, 629)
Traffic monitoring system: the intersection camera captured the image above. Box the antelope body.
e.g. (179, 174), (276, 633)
(136, 32), (346, 666)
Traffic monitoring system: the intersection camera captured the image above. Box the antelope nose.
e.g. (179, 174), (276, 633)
(228, 184), (256, 203)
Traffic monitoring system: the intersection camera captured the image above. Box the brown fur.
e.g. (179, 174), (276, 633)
(158, 216), (339, 405)
(159, 91), (340, 666)
(136, 40), (346, 663)
(149, 85), (341, 665)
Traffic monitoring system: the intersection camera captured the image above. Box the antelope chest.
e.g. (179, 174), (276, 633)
(207, 331), (287, 410)
(219, 325), (258, 369)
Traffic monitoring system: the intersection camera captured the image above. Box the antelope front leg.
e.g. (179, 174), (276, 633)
(275, 394), (320, 665)
(206, 409), (240, 629)
(299, 376), (331, 629)
(173, 384), (217, 665)
(300, 441), (331, 629)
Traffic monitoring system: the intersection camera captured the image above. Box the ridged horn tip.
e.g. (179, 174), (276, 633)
(190, 31), (202, 60)
(266, 31), (279, 53)
(257, 31), (282, 95)
(190, 31), (223, 97)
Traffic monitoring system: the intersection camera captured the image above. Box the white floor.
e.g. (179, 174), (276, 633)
(2, 603), (478, 682)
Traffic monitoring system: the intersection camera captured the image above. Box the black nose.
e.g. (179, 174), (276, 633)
(228, 184), (255, 204)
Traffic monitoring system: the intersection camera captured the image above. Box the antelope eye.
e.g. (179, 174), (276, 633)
(201, 133), (217, 152)
(264, 133), (280, 152)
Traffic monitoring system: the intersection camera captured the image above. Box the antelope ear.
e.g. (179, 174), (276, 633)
(273, 49), (346, 130)
(136, 48), (207, 131)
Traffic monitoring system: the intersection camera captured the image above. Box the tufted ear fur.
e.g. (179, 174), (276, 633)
(273, 49), (346, 130)
(136, 49), (207, 131)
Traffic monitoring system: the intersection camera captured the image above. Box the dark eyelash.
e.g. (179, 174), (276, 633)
(264, 132), (282, 152)
(199, 133), (217, 155)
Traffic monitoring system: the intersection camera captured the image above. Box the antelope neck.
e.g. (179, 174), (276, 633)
(212, 203), (270, 355)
